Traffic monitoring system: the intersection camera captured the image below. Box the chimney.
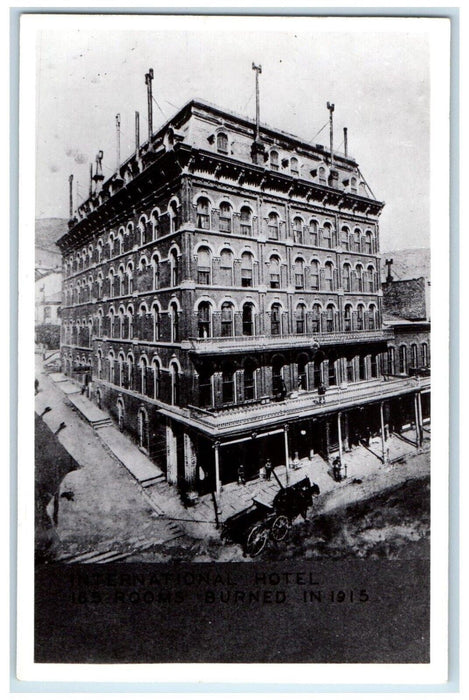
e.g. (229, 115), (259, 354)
(250, 62), (265, 165)
(385, 258), (394, 283)
(343, 127), (348, 158)
(135, 110), (140, 155)
(327, 102), (335, 169)
(145, 68), (154, 141)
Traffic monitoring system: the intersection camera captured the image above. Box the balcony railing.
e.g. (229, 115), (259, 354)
(184, 375), (430, 435)
(185, 328), (393, 354)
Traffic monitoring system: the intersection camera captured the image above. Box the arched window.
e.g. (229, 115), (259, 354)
(318, 166), (327, 185)
(169, 362), (180, 404)
(356, 264), (364, 292)
(294, 258), (304, 289)
(117, 353), (125, 388)
(220, 248), (233, 285)
(365, 230), (373, 255)
(217, 132), (228, 154)
(109, 269), (115, 297)
(220, 302), (234, 337)
(399, 345), (407, 374)
(411, 343), (418, 368)
(354, 228), (361, 252)
(170, 302), (179, 342)
(152, 359), (161, 399)
(368, 303), (377, 330)
(153, 305), (160, 341)
(324, 261), (334, 291)
(326, 304), (335, 332)
(197, 301), (211, 338)
(219, 202), (232, 233)
(240, 252), (252, 286)
(344, 303), (352, 331)
(139, 216), (148, 246)
(341, 226), (350, 250)
(140, 356), (148, 395)
(169, 200), (179, 233)
(290, 157), (299, 176)
(126, 263), (133, 294)
(270, 150), (279, 171)
(117, 228), (124, 255)
(367, 265), (375, 292)
(421, 342), (429, 367)
(151, 255), (159, 289)
(269, 255), (280, 289)
(170, 249), (179, 287)
(309, 219), (319, 246)
(312, 303), (321, 333)
(357, 303), (365, 331)
(151, 210), (159, 239)
(119, 265), (126, 296)
(350, 176), (358, 194)
(137, 407), (149, 451)
(240, 206), (252, 236)
(196, 197), (211, 230)
(343, 263), (351, 292)
(323, 222), (332, 248)
(97, 349), (103, 379)
(268, 212), (279, 240)
(295, 303), (306, 334)
(222, 362), (235, 404)
(292, 217), (303, 244)
(310, 260), (319, 290)
(197, 247), (211, 285)
(271, 303), (282, 336)
(242, 302), (254, 336)
(387, 347), (396, 375)
(108, 352), (115, 384)
(244, 359), (257, 400)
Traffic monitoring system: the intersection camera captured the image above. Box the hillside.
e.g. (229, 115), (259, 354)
(380, 248), (430, 282)
(36, 218), (68, 252)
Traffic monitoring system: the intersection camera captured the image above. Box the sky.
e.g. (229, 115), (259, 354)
(35, 17), (431, 251)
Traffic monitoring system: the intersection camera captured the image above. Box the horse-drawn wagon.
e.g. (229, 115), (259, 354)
(221, 476), (320, 557)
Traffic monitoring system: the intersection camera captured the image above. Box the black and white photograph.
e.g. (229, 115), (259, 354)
(16, 11), (451, 684)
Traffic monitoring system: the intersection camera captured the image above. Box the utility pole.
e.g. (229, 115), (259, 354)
(252, 62), (262, 140)
(115, 113), (121, 171)
(68, 174), (73, 218)
(327, 102), (335, 169)
(145, 68), (154, 141)
(343, 127), (348, 158)
(135, 110), (140, 155)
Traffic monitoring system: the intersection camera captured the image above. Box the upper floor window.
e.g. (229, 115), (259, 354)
(318, 166), (327, 185)
(242, 303), (254, 336)
(295, 303), (306, 334)
(367, 265), (375, 292)
(341, 226), (350, 250)
(197, 302), (211, 338)
(294, 258), (304, 289)
(270, 150), (279, 171)
(197, 247), (211, 285)
(241, 252), (253, 287)
(399, 345), (407, 374)
(151, 210), (160, 239)
(220, 248), (234, 285)
(310, 260), (319, 290)
(344, 304), (352, 331)
(290, 157), (299, 176)
(221, 302), (234, 337)
(365, 230), (373, 255)
(421, 342), (429, 367)
(368, 304), (377, 330)
(196, 197), (211, 230)
(312, 304), (321, 333)
(219, 202), (232, 233)
(326, 304), (335, 333)
(350, 176), (358, 194)
(217, 132), (228, 154)
(169, 200), (179, 233)
(309, 219), (319, 246)
(170, 249), (179, 287)
(354, 228), (361, 252)
(411, 343), (418, 368)
(343, 263), (351, 292)
(268, 212), (279, 240)
(240, 206), (253, 236)
(323, 222), (332, 248)
(151, 255), (159, 290)
(271, 303), (282, 336)
(324, 261), (334, 291)
(357, 304), (365, 331)
(292, 217), (303, 244)
(170, 302), (179, 342)
(269, 255), (280, 289)
(356, 264), (364, 292)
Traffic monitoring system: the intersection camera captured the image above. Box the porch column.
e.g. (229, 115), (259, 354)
(414, 392), (423, 447)
(337, 412), (343, 463)
(166, 419), (178, 485)
(380, 401), (387, 464)
(343, 412), (350, 452)
(284, 424), (290, 485)
(213, 440), (221, 495)
(183, 432), (197, 489)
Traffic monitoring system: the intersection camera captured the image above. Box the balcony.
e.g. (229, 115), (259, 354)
(184, 328), (393, 355)
(171, 375), (431, 438)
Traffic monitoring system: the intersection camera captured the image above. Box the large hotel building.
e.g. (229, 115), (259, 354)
(58, 92), (430, 494)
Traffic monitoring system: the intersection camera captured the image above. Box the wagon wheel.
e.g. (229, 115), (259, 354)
(270, 515), (290, 542)
(245, 524), (269, 557)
